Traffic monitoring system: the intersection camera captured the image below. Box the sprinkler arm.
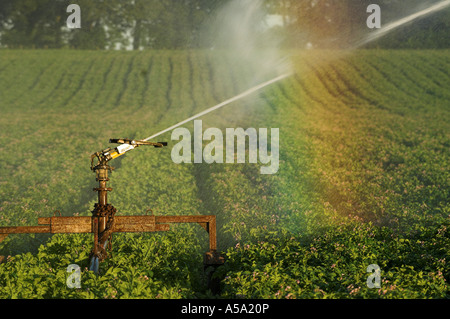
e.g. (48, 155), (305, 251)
(90, 139), (167, 170)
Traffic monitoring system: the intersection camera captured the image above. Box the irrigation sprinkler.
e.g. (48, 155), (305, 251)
(0, 73), (291, 291)
(88, 138), (224, 273)
(0, 138), (224, 283)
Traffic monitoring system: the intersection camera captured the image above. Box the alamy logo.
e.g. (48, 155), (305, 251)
(171, 120), (279, 174)
(367, 4), (381, 29)
(66, 4), (81, 29)
(66, 264), (81, 288)
(366, 264), (381, 288)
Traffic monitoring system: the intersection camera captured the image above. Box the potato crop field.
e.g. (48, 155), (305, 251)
(0, 49), (449, 299)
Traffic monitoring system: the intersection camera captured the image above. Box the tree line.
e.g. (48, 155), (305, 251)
(0, 0), (448, 49)
(0, 0), (225, 49)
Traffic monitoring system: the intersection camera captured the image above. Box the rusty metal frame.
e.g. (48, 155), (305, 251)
(0, 215), (218, 250)
(0, 214), (223, 264)
(0, 140), (225, 279)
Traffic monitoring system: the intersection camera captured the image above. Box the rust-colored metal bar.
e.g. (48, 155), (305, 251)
(113, 216), (170, 232)
(0, 225), (50, 244)
(0, 226), (51, 234)
(156, 215), (215, 223)
(208, 216), (217, 252)
(0, 215), (218, 251)
(38, 217), (92, 233)
(156, 215), (218, 251)
(92, 217), (99, 256)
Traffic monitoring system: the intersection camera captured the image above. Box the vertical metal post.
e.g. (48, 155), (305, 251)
(208, 218), (217, 252)
(90, 165), (113, 269)
(93, 166), (111, 234)
(92, 217), (99, 257)
(204, 217), (224, 294)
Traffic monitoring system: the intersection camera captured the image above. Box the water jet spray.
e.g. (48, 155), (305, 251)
(355, 0), (450, 48)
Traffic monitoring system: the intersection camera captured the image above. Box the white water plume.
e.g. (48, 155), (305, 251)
(143, 0), (293, 142)
(201, 0), (292, 86)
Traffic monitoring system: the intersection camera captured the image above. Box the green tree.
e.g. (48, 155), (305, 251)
(120, 0), (226, 50)
(65, 0), (108, 49)
(263, 0), (357, 48)
(0, 0), (66, 48)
